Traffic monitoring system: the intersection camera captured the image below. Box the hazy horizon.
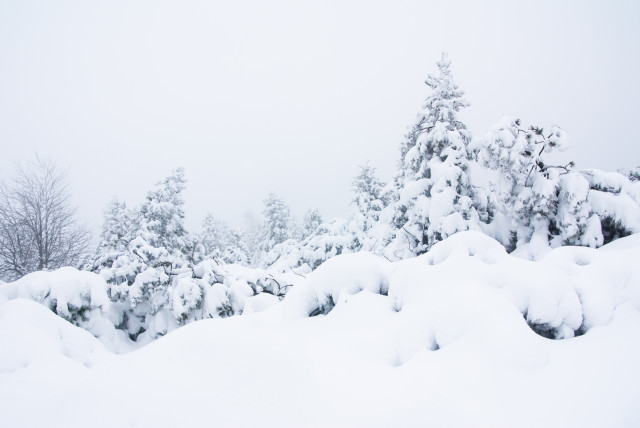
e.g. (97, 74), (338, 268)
(1, 0), (638, 234)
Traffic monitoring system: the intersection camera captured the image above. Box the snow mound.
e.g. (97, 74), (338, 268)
(281, 252), (390, 319)
(1, 232), (640, 427)
(0, 267), (132, 352)
(0, 298), (107, 373)
(419, 230), (507, 264)
(290, 231), (640, 345)
(1, 267), (110, 318)
(541, 236), (640, 331)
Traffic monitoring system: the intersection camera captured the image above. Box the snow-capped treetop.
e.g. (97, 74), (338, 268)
(398, 53), (471, 176)
(422, 53), (470, 130)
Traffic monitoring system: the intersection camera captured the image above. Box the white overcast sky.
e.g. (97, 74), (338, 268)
(1, 0), (638, 234)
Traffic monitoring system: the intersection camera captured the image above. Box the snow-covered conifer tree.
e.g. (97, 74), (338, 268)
(349, 163), (387, 251)
(258, 193), (294, 253)
(302, 208), (323, 239)
(386, 53), (477, 257)
(139, 168), (188, 255)
(220, 229), (250, 265)
(98, 198), (136, 253)
(198, 213), (249, 264)
(200, 213), (229, 257)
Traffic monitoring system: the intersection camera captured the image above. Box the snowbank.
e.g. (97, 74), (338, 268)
(1, 232), (640, 427)
(0, 298), (108, 373)
(0, 267), (131, 353)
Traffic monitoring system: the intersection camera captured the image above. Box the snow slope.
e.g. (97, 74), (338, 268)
(1, 232), (640, 427)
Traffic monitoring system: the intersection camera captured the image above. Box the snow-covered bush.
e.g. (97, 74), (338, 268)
(619, 166), (640, 182)
(582, 169), (640, 244)
(265, 218), (355, 274)
(469, 116), (610, 256)
(87, 170), (296, 342)
(92, 236), (293, 342)
(467, 117), (640, 256)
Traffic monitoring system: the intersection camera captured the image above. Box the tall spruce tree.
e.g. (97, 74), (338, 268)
(388, 53), (476, 257)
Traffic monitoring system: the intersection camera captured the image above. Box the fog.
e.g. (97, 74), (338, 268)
(1, 0), (638, 233)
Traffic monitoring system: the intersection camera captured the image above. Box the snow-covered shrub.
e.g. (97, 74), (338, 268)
(88, 169), (296, 342)
(582, 169), (640, 244)
(619, 166), (640, 182)
(469, 116), (609, 255)
(91, 234), (294, 341)
(92, 236), (181, 339)
(265, 218), (355, 274)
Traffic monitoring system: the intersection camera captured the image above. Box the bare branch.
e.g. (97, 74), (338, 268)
(0, 156), (91, 281)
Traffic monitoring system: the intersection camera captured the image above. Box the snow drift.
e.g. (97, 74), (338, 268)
(1, 232), (640, 427)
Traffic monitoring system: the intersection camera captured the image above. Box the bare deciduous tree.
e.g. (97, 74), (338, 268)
(0, 157), (91, 281)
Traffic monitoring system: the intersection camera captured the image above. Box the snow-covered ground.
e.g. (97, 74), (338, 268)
(1, 232), (640, 427)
